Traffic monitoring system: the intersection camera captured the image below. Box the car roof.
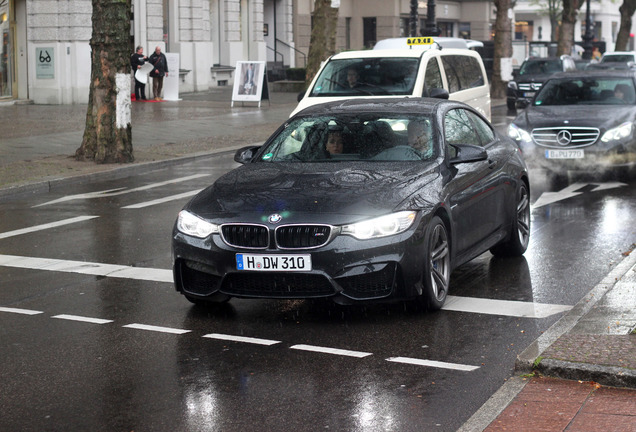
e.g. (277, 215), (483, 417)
(330, 47), (479, 60)
(548, 69), (636, 79)
(602, 51), (635, 55)
(292, 97), (454, 117)
(373, 37), (484, 51)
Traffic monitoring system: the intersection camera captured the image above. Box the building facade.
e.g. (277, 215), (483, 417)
(1, 0), (633, 105)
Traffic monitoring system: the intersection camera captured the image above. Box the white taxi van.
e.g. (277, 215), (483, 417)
(291, 37), (491, 121)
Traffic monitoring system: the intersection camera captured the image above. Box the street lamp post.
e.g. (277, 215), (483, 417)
(409, 0), (418, 37)
(422, 0), (441, 37)
(582, 0), (594, 59)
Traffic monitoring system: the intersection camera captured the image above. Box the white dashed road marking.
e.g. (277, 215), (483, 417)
(51, 314), (114, 325)
(386, 357), (480, 371)
(122, 323), (191, 334)
(35, 174), (210, 207)
(0, 254), (172, 283)
(203, 333), (281, 346)
(0, 216), (99, 239)
(290, 344), (373, 358)
(0, 306), (44, 315)
(121, 189), (202, 209)
(442, 295), (572, 318)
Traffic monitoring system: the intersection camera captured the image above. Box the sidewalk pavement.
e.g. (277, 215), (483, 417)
(1, 89), (635, 431)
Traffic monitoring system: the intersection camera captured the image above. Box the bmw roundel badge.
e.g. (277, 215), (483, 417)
(268, 213), (283, 224)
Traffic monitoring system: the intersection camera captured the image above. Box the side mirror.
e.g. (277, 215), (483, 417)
(429, 88), (450, 99)
(449, 144), (488, 165)
(234, 145), (261, 164)
(297, 91), (306, 102)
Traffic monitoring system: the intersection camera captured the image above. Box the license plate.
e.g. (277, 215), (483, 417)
(545, 149), (584, 159)
(236, 254), (312, 271)
(523, 91), (536, 98)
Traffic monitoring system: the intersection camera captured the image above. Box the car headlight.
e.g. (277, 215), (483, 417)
(176, 210), (219, 238)
(601, 122), (633, 142)
(508, 123), (532, 142)
(341, 211), (417, 240)
(507, 81), (518, 90)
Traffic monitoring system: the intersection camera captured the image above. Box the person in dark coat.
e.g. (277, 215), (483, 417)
(130, 46), (147, 101)
(148, 46), (169, 100)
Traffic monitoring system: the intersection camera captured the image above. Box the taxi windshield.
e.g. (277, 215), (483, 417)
(309, 58), (420, 97)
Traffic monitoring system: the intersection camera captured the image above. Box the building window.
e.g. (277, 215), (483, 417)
(515, 20), (533, 41)
(459, 22), (471, 39)
(363, 17), (376, 48)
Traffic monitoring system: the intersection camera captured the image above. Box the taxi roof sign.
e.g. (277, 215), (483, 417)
(406, 37), (434, 46)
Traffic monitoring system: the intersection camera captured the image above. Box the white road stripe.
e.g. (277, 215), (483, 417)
(51, 314), (113, 325)
(0, 216), (98, 239)
(36, 174), (210, 207)
(386, 357), (480, 371)
(123, 323), (191, 334)
(0, 306), (43, 315)
(0, 254), (172, 283)
(121, 189), (202, 209)
(290, 344), (372, 358)
(203, 333), (281, 346)
(0, 255), (573, 319)
(442, 295), (572, 318)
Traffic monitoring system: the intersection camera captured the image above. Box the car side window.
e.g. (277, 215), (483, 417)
(424, 58), (444, 96)
(444, 109), (481, 151)
(441, 55), (485, 92)
(465, 111), (494, 146)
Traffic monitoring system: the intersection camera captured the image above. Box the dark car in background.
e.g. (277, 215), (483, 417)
(508, 70), (636, 178)
(507, 55), (577, 110)
(172, 98), (530, 311)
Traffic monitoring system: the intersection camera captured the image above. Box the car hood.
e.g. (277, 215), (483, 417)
(186, 163), (440, 223)
(516, 105), (636, 129)
(515, 73), (554, 83)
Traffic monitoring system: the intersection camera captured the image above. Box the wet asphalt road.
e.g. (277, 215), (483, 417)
(1, 106), (635, 431)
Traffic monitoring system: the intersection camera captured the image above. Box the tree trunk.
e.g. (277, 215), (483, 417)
(616, 0), (636, 51)
(492, 0), (513, 99)
(305, 0), (339, 86)
(557, 0), (579, 56)
(76, 0), (133, 164)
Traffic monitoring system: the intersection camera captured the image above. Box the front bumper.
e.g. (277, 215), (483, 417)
(172, 221), (427, 304)
(519, 141), (636, 171)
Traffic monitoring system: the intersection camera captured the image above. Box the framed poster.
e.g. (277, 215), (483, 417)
(232, 61), (266, 105)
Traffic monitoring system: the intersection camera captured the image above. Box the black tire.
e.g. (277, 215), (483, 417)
(421, 216), (451, 310)
(491, 182), (530, 257)
(507, 99), (517, 112)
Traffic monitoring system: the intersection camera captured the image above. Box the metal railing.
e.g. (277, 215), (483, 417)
(276, 39), (307, 68)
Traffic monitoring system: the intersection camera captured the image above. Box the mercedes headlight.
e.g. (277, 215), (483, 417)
(341, 211), (416, 240)
(177, 210), (219, 238)
(508, 123), (532, 142)
(507, 81), (518, 90)
(601, 122), (633, 142)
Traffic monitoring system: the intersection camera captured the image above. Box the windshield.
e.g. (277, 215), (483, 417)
(257, 114), (437, 162)
(519, 59), (562, 75)
(309, 58), (421, 97)
(533, 77), (636, 106)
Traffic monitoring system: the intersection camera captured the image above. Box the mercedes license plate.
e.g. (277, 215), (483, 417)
(236, 254), (312, 271)
(545, 149), (584, 159)
(523, 91), (536, 98)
